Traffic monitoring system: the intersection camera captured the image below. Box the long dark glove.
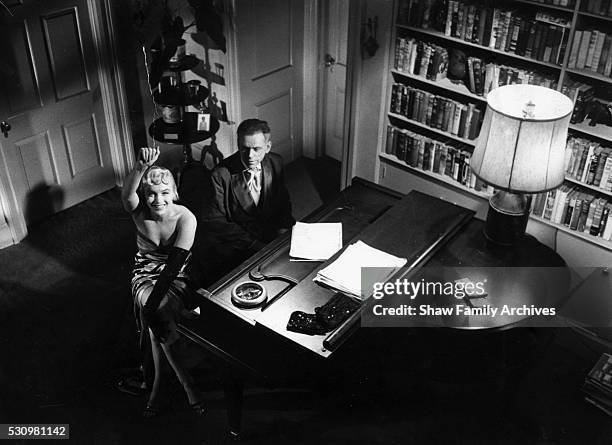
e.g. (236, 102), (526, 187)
(143, 246), (190, 341)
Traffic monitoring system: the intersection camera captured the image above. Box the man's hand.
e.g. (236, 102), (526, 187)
(138, 147), (160, 169)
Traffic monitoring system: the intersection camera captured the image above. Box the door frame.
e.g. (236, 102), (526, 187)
(0, 0), (134, 247)
(309, 0), (360, 188)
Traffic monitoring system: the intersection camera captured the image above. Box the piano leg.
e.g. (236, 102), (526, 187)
(222, 365), (244, 436)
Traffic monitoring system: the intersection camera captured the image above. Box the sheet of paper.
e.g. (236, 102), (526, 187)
(314, 240), (407, 299)
(289, 222), (343, 261)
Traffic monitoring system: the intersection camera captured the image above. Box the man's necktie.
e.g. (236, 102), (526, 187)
(245, 167), (261, 205)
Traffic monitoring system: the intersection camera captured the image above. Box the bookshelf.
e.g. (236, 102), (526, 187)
(388, 112), (477, 145)
(380, 0), (612, 254)
(396, 24), (565, 69)
(379, 152), (492, 198)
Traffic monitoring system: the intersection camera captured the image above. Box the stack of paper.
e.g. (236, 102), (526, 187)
(313, 240), (407, 299)
(289, 222), (343, 261)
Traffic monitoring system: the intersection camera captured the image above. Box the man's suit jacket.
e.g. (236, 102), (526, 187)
(201, 151), (295, 253)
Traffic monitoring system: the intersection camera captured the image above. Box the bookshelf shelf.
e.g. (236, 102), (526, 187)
(391, 69), (487, 103)
(530, 215), (612, 249)
(396, 25), (564, 70)
(577, 11), (612, 22)
(515, 0), (575, 13)
(564, 177), (612, 197)
(388, 112), (477, 146)
(383, 1), (612, 254)
(379, 153), (491, 198)
(569, 119), (612, 141)
(565, 67), (612, 84)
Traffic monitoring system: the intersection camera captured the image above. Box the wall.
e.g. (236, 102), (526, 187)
(349, 0), (394, 183)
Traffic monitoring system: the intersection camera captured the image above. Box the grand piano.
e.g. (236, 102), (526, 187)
(178, 178), (569, 431)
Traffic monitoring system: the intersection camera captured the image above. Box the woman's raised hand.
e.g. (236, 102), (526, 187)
(138, 147), (160, 168)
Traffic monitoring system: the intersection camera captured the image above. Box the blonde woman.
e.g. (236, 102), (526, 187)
(122, 147), (205, 418)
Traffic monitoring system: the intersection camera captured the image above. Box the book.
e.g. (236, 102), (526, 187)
(577, 197), (592, 232)
(542, 25), (556, 62)
(585, 30), (600, 69)
(599, 156), (612, 189)
(469, 108), (482, 139)
(577, 30), (592, 69)
(591, 31), (607, 72)
(489, 8), (501, 49)
(604, 39), (612, 76)
(467, 57), (476, 93)
(543, 189), (557, 220)
(603, 211), (612, 240)
(563, 191), (577, 226)
(533, 24), (547, 61)
(569, 194), (583, 230)
(599, 206), (610, 237)
(473, 58), (483, 95)
(585, 199), (598, 233)
(598, 34), (612, 73)
(524, 22), (537, 58)
(589, 199), (607, 235)
(567, 30), (583, 69)
(477, 8), (487, 45)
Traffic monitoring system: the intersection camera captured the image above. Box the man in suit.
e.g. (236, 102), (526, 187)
(197, 119), (295, 282)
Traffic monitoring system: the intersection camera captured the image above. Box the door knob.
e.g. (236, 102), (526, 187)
(324, 53), (336, 71)
(0, 121), (10, 138)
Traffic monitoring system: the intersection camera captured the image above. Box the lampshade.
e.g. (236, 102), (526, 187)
(471, 84), (573, 193)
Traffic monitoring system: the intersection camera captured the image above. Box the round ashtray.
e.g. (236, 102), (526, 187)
(231, 281), (267, 308)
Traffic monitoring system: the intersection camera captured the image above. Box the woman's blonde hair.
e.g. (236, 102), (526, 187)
(140, 166), (179, 201)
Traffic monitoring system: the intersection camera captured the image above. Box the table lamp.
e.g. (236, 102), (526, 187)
(470, 84), (573, 245)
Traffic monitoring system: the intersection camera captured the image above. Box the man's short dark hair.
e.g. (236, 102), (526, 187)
(237, 119), (270, 141)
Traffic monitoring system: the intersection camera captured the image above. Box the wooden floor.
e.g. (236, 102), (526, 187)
(0, 157), (610, 444)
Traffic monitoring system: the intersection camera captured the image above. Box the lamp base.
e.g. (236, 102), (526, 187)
(483, 191), (532, 246)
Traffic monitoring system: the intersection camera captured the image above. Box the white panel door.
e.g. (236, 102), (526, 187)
(0, 0), (116, 231)
(234, 0), (304, 163)
(323, 0), (349, 161)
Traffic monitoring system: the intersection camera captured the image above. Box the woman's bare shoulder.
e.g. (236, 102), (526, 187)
(175, 204), (196, 226)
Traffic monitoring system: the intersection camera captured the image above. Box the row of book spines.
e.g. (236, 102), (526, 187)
(446, 3), (567, 64)
(390, 84), (482, 139)
(567, 29), (612, 76)
(565, 138), (612, 190)
(385, 124), (492, 191)
(531, 187), (612, 239)
(394, 39), (449, 81)
(582, 0), (612, 17)
(396, 1), (575, 30)
(481, 63), (558, 96)
(394, 37), (558, 96)
(397, 0), (441, 30)
(532, 0), (574, 6)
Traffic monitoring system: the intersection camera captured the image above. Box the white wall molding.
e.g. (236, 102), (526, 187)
(89, 0), (135, 187)
(225, 0), (241, 154)
(302, 0), (319, 159)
